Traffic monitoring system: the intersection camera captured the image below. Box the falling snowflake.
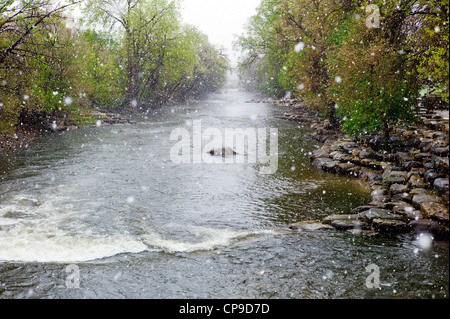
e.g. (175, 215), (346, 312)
(64, 97), (73, 105)
(294, 41), (305, 52)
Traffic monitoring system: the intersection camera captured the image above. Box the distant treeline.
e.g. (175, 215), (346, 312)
(0, 0), (230, 133)
(234, 0), (448, 150)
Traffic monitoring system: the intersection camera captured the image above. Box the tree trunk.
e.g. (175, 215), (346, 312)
(383, 120), (392, 152)
(328, 101), (339, 129)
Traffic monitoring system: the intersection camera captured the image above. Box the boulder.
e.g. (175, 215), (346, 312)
(331, 219), (369, 231)
(336, 162), (356, 175)
(408, 175), (426, 189)
(389, 184), (409, 195)
(311, 147), (331, 159)
(312, 157), (337, 170)
(372, 219), (410, 234)
(433, 156), (449, 173)
(414, 152), (433, 162)
(349, 205), (378, 215)
(433, 178), (449, 194)
(412, 194), (441, 209)
(322, 214), (360, 225)
(409, 188), (429, 196)
(420, 202), (449, 219)
(419, 138), (434, 152)
(424, 170), (444, 185)
(209, 147), (237, 156)
(359, 208), (403, 222)
(330, 151), (347, 161)
(371, 188), (387, 198)
(432, 146), (449, 157)
(382, 170), (407, 186)
(322, 160), (339, 172)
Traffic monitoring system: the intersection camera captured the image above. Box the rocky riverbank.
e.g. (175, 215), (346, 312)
(274, 99), (449, 241)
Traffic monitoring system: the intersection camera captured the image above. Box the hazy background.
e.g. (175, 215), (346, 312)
(180, 0), (261, 66)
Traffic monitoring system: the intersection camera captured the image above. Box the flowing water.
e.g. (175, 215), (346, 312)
(0, 85), (448, 299)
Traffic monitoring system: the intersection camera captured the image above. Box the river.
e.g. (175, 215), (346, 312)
(0, 85), (448, 299)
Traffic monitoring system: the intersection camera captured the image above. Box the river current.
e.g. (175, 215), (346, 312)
(0, 85), (448, 299)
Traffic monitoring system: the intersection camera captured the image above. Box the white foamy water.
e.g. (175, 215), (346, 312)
(0, 193), (147, 263)
(0, 230), (147, 263)
(0, 192), (268, 262)
(142, 225), (263, 253)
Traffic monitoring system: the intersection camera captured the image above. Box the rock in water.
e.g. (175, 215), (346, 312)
(289, 221), (334, 231)
(209, 147), (237, 156)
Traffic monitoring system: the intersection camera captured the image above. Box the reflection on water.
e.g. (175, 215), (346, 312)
(0, 87), (448, 299)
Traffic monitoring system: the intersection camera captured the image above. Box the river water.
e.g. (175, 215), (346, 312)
(0, 85), (448, 299)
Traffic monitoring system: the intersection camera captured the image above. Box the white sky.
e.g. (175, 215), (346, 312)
(180, 0), (261, 63)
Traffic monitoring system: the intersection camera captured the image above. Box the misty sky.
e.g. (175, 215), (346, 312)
(180, 0), (261, 63)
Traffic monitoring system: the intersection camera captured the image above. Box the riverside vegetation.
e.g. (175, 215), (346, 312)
(235, 0), (448, 240)
(1, 0), (229, 150)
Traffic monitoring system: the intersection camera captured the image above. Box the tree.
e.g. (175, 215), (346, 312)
(0, 0), (81, 68)
(278, 0), (357, 128)
(411, 0), (449, 103)
(234, 0), (287, 97)
(84, 0), (180, 108)
(328, 2), (420, 151)
(1, 0), (82, 132)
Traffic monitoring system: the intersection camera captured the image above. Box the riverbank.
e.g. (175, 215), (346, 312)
(0, 110), (137, 153)
(272, 98), (449, 241)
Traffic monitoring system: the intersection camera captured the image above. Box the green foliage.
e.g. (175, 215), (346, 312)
(234, 0), (448, 150)
(234, 0), (286, 97)
(1, 0), (229, 134)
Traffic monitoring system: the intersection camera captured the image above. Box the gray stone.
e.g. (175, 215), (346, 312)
(419, 138), (434, 152)
(394, 152), (413, 165)
(359, 208), (403, 222)
(424, 170), (444, 184)
(409, 188), (429, 196)
(383, 170), (407, 185)
(322, 160), (338, 172)
(341, 142), (359, 153)
(350, 205), (378, 215)
(408, 175), (426, 189)
(433, 178), (449, 194)
(432, 146), (449, 157)
(372, 219), (410, 234)
(331, 220), (369, 231)
(322, 214), (360, 225)
(389, 184), (409, 195)
(289, 221), (334, 231)
(420, 202), (449, 219)
(414, 152), (433, 162)
(312, 157), (336, 170)
(311, 147), (331, 159)
(412, 194), (441, 209)
(330, 151), (347, 161)
(336, 162), (356, 175)
(433, 156), (449, 173)
(371, 188), (387, 198)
